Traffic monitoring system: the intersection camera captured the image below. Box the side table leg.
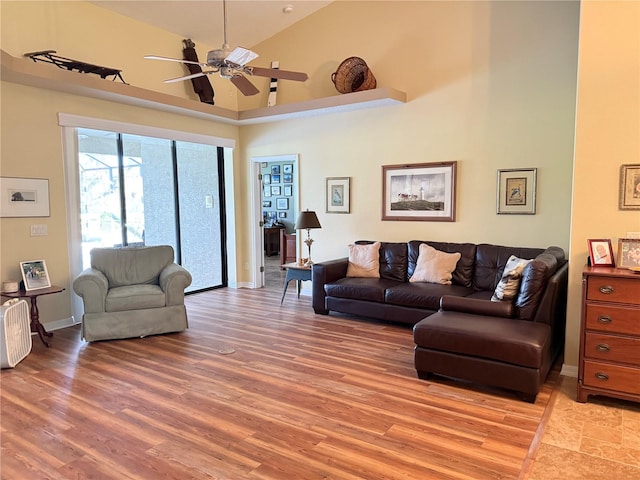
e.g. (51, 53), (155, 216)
(29, 296), (52, 347)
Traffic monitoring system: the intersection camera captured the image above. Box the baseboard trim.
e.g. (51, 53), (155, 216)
(43, 316), (79, 332)
(560, 364), (578, 378)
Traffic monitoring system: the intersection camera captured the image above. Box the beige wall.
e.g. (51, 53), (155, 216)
(241, 2), (579, 262)
(1, 1), (589, 369)
(566, 1), (640, 368)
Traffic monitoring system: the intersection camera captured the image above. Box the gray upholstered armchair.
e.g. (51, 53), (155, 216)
(73, 245), (192, 342)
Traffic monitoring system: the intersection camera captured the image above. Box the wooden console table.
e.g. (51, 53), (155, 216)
(264, 226), (283, 257)
(1, 286), (65, 347)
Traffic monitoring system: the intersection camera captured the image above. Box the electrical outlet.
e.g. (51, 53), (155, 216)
(30, 224), (47, 236)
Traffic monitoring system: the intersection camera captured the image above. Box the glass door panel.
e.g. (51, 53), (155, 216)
(176, 141), (225, 292)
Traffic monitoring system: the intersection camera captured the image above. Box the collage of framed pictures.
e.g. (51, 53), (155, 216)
(262, 163), (294, 225)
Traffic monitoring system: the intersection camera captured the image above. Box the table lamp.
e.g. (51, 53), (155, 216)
(295, 210), (322, 267)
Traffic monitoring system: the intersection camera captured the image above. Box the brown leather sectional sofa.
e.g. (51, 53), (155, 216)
(312, 240), (568, 401)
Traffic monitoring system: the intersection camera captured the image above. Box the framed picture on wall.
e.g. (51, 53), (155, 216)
(271, 165), (281, 175)
(284, 185), (293, 196)
(382, 162), (457, 221)
(326, 177), (350, 214)
(283, 164), (293, 174)
(264, 187), (271, 198)
(283, 174), (293, 183)
(263, 174), (271, 185)
(276, 198), (288, 210)
(272, 174), (281, 184)
(271, 186), (281, 196)
(278, 212), (287, 218)
(619, 164), (640, 210)
(0, 177), (50, 218)
(496, 168), (537, 214)
(263, 201), (271, 208)
(587, 239), (615, 267)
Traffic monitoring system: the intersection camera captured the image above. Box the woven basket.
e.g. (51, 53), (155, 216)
(331, 57), (377, 94)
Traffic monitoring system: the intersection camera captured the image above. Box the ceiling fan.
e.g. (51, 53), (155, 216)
(144, 0), (308, 96)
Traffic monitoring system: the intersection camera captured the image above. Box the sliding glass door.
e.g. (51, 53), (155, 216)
(77, 128), (226, 292)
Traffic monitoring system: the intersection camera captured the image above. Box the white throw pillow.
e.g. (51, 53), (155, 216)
(491, 255), (532, 302)
(409, 244), (461, 285)
(346, 242), (381, 278)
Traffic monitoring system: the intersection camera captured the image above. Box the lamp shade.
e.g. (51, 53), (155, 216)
(295, 210), (321, 230)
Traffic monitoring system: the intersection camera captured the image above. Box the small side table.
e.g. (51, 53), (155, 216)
(281, 263), (312, 304)
(1, 286), (65, 347)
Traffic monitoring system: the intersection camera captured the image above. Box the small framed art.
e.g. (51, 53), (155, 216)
(0, 177), (50, 218)
(263, 174), (271, 185)
(497, 168), (537, 214)
(276, 198), (289, 210)
(326, 177), (350, 214)
(20, 259), (51, 291)
(283, 164), (293, 174)
(617, 238), (640, 270)
(587, 239), (615, 267)
(284, 185), (293, 197)
(619, 164), (640, 210)
(271, 186), (281, 196)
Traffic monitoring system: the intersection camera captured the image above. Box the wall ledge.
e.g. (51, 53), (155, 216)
(1, 50), (406, 125)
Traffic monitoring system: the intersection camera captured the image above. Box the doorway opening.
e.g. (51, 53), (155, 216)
(250, 154), (299, 289)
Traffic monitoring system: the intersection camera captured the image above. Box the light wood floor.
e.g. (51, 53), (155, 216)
(1, 287), (561, 479)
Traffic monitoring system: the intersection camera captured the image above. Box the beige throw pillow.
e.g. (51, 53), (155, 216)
(491, 255), (532, 302)
(346, 242), (381, 278)
(409, 244), (461, 284)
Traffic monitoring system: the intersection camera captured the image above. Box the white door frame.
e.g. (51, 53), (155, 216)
(250, 154), (299, 288)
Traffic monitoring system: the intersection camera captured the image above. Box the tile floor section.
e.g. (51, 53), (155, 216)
(526, 375), (640, 479)
(265, 255), (640, 479)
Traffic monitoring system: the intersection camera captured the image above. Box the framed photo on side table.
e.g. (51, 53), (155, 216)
(496, 168), (537, 214)
(20, 259), (51, 291)
(587, 239), (615, 267)
(326, 177), (350, 214)
(617, 238), (640, 270)
(382, 162), (457, 221)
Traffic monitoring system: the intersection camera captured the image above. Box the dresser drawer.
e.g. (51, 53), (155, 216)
(584, 333), (640, 364)
(586, 276), (640, 305)
(586, 304), (640, 335)
(583, 360), (640, 395)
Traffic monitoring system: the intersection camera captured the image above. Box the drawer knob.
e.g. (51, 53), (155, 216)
(598, 315), (612, 324)
(596, 343), (611, 352)
(599, 285), (615, 294)
(595, 372), (609, 381)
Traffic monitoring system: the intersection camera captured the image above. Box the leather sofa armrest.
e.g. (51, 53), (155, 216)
(160, 263), (193, 306)
(312, 258), (348, 314)
(73, 268), (108, 313)
(440, 295), (514, 318)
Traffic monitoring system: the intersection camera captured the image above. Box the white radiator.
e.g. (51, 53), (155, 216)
(1, 299), (32, 368)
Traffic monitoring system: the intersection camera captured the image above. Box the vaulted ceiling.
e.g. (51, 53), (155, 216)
(90, 1), (332, 49)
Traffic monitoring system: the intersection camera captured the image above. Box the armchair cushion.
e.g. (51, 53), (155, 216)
(90, 246), (174, 287)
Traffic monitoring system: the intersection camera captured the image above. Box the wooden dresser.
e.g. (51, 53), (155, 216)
(578, 266), (640, 403)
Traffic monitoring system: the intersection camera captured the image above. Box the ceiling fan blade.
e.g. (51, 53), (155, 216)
(230, 75), (260, 96)
(145, 55), (208, 68)
(225, 47), (259, 66)
(248, 66), (308, 82)
(164, 71), (215, 83)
